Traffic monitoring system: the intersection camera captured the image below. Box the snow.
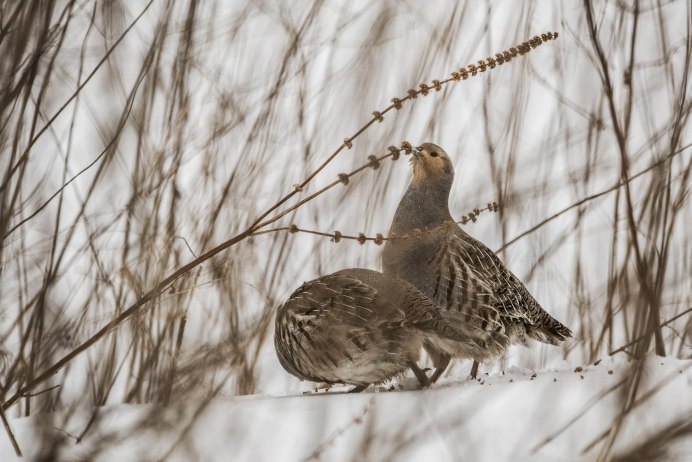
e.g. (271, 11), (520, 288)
(2, 355), (690, 461)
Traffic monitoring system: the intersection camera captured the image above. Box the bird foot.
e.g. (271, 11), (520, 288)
(407, 360), (431, 388)
(470, 360), (479, 379)
(429, 356), (451, 384)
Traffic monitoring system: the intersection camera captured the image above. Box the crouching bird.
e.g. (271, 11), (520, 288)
(382, 142), (572, 382)
(275, 268), (479, 392)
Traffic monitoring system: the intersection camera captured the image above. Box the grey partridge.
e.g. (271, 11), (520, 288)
(274, 268), (480, 392)
(382, 142), (571, 382)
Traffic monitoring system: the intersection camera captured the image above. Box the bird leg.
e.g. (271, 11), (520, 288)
(348, 384), (367, 393)
(408, 361), (431, 388)
(428, 355), (451, 384)
(470, 360), (479, 379)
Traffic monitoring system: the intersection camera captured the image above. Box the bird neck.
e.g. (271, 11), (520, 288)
(390, 178), (453, 232)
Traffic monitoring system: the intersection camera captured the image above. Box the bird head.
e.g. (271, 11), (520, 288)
(409, 142), (454, 187)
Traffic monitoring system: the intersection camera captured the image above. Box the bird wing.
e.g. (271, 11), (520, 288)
(429, 229), (571, 341)
(280, 275), (409, 353)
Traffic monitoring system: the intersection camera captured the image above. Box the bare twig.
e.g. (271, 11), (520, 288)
(609, 307), (692, 356)
(0, 405), (21, 457)
(251, 203), (499, 244)
(498, 142), (692, 252)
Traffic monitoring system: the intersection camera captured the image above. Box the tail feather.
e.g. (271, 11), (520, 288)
(526, 315), (572, 345)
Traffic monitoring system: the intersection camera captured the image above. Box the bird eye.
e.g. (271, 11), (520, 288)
(429, 151), (439, 157)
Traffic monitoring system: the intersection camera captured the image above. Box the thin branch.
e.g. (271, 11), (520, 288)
(0, 406), (21, 457)
(498, 142), (692, 252)
(609, 306), (692, 356)
(252, 203), (499, 244)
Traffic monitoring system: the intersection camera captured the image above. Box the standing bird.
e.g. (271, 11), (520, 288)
(382, 142), (571, 382)
(275, 268), (481, 392)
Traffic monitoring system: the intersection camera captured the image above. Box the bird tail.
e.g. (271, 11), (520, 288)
(526, 313), (572, 345)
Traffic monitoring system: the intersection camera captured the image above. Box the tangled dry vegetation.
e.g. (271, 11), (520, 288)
(0, 1), (690, 459)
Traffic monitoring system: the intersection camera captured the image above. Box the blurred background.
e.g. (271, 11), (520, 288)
(0, 0), (690, 457)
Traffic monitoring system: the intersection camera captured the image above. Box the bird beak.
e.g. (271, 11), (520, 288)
(408, 146), (422, 167)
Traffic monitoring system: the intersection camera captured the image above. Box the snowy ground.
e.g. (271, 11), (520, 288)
(1, 355), (690, 461)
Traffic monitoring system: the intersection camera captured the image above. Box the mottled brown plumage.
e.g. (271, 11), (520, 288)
(274, 268), (481, 391)
(382, 143), (571, 382)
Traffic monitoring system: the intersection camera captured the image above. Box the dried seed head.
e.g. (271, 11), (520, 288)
(400, 141), (413, 153)
(332, 231), (342, 243)
(459, 68), (469, 80)
(391, 97), (403, 109)
(451, 71), (461, 81)
(372, 111), (384, 122)
(289, 224), (299, 233)
(407, 89), (418, 99)
(388, 145), (400, 160)
(357, 233), (366, 244)
(495, 52), (505, 65)
(432, 79), (443, 91)
(419, 83), (430, 95)
(337, 173), (349, 185)
(374, 233), (384, 245)
(344, 138), (353, 149)
(486, 57), (496, 69)
(477, 60), (487, 72)
(293, 184), (303, 192)
(368, 155), (380, 170)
